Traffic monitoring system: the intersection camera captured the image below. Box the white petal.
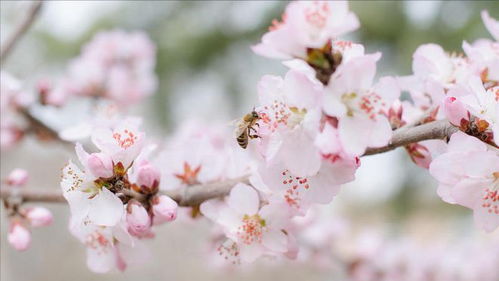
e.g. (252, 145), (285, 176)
(262, 229), (288, 253)
(227, 183), (259, 215)
(88, 188), (124, 226)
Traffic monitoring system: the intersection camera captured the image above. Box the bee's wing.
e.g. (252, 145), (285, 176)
(233, 119), (248, 137)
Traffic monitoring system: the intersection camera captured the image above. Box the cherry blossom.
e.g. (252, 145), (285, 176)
(323, 54), (400, 155)
(24, 207), (53, 227)
(254, 156), (357, 215)
(8, 222), (31, 251)
(429, 131), (499, 232)
(152, 195), (178, 224)
(457, 77), (498, 144)
(253, 1), (359, 60)
(201, 183), (292, 263)
(5, 168), (29, 187)
(254, 70), (324, 177)
(66, 30), (157, 106)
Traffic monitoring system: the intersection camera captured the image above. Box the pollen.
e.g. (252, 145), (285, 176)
(237, 214), (266, 245)
(112, 129), (137, 149)
(85, 231), (111, 254)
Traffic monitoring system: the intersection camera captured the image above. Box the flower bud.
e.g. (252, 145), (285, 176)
(6, 169), (29, 187)
(126, 200), (151, 236)
(87, 153), (114, 178)
(136, 162), (160, 189)
(25, 207), (53, 227)
(443, 96), (469, 127)
(8, 222), (31, 251)
(152, 195), (178, 224)
(406, 143), (432, 169)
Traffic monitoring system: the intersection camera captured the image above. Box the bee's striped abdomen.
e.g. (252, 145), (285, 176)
(237, 130), (248, 149)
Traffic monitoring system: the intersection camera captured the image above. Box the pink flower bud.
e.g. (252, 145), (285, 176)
(87, 153), (113, 178)
(406, 143), (432, 169)
(152, 195), (178, 224)
(8, 222), (31, 251)
(6, 169), (29, 187)
(136, 162), (160, 188)
(443, 96), (469, 126)
(25, 207), (53, 227)
(126, 201), (151, 236)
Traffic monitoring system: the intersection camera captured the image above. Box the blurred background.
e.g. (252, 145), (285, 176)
(1, 1), (498, 281)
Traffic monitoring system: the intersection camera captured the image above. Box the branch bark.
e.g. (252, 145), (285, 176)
(0, 120), (459, 206)
(0, 1), (43, 65)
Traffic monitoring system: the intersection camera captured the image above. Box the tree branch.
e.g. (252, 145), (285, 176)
(0, 0), (43, 65)
(364, 119), (457, 155)
(0, 120), (459, 205)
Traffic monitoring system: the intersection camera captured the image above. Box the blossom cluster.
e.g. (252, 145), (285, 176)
(43, 30), (157, 107)
(2, 0), (498, 274)
(3, 169), (53, 251)
(60, 119), (177, 272)
(198, 0), (401, 264)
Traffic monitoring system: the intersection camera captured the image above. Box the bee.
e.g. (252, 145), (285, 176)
(235, 110), (260, 149)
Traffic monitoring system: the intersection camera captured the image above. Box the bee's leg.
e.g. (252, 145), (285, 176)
(249, 126), (258, 133)
(249, 134), (260, 139)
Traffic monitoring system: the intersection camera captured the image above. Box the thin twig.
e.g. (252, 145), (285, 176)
(0, 1), (43, 65)
(0, 120), (460, 205)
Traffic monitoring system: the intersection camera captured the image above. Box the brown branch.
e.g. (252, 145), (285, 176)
(0, 120), (459, 205)
(20, 108), (74, 149)
(0, 176), (250, 207)
(0, 1), (43, 65)
(364, 119), (457, 155)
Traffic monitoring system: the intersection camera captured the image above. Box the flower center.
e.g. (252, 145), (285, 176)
(280, 170), (310, 209)
(85, 231), (111, 254)
(112, 129), (137, 149)
(237, 214), (266, 245)
(342, 92), (386, 120)
(260, 100), (291, 132)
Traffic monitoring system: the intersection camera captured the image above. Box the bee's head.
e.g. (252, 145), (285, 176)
(251, 110), (259, 119)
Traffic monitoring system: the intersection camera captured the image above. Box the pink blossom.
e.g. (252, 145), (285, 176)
(323, 54), (399, 155)
(429, 131), (499, 232)
(70, 222), (148, 273)
(200, 184), (292, 263)
(6, 168), (29, 187)
(253, 1), (359, 59)
(135, 161), (161, 189)
(25, 207), (53, 227)
(91, 118), (145, 167)
(67, 30), (157, 106)
(152, 195), (178, 224)
(255, 70), (324, 177)
(443, 96), (469, 126)
(254, 155), (357, 215)
(61, 161), (124, 227)
(157, 121), (234, 191)
(458, 77), (498, 144)
(8, 222), (31, 251)
(412, 43), (470, 86)
(126, 200), (151, 236)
